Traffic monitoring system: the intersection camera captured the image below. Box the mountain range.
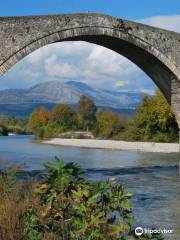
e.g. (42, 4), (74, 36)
(0, 81), (150, 117)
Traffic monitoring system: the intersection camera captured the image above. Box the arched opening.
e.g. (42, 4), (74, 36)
(0, 38), (179, 139)
(1, 25), (180, 125)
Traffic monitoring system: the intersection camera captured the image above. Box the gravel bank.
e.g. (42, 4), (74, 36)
(42, 138), (179, 153)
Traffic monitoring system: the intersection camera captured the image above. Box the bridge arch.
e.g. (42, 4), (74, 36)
(0, 14), (180, 123)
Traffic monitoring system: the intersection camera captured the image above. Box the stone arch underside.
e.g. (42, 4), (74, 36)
(0, 14), (180, 123)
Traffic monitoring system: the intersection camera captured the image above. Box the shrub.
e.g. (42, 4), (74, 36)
(24, 158), (163, 240)
(0, 166), (35, 240)
(0, 159), (164, 240)
(43, 122), (65, 139)
(28, 158), (134, 239)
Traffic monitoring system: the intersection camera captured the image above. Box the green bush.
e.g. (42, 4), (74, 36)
(28, 158), (134, 239)
(42, 122), (65, 139)
(33, 127), (45, 140)
(22, 158), (163, 240)
(33, 123), (65, 140)
(0, 158), (164, 240)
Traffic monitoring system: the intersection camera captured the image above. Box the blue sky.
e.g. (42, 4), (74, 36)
(0, 1), (180, 93)
(1, 0), (180, 19)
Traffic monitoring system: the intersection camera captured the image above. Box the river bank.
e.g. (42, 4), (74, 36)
(42, 138), (179, 153)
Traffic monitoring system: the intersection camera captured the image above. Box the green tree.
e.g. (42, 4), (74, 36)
(130, 89), (179, 142)
(51, 104), (78, 129)
(95, 111), (120, 139)
(7, 115), (16, 126)
(154, 89), (178, 132)
(16, 119), (25, 129)
(77, 95), (97, 131)
(28, 108), (50, 133)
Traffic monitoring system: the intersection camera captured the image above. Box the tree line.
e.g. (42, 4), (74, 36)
(0, 115), (27, 136)
(28, 95), (97, 139)
(28, 90), (179, 142)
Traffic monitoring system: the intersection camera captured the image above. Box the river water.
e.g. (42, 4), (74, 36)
(0, 135), (180, 239)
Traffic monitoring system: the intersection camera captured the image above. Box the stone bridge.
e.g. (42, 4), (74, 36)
(0, 13), (180, 125)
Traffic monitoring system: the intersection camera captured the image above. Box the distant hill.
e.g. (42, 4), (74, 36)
(0, 81), (150, 117)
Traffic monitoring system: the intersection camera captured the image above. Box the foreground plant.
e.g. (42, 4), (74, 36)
(0, 165), (36, 240)
(0, 159), (164, 240)
(25, 157), (163, 240)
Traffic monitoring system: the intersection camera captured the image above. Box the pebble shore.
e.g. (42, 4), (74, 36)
(42, 138), (179, 153)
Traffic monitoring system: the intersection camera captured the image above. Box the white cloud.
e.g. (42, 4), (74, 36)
(26, 41), (93, 65)
(139, 88), (154, 95)
(115, 80), (128, 87)
(87, 45), (131, 77)
(44, 54), (80, 79)
(140, 15), (180, 32)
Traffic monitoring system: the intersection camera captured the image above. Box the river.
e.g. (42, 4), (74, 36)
(0, 135), (180, 239)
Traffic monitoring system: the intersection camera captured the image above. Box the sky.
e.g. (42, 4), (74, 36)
(0, 1), (180, 93)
